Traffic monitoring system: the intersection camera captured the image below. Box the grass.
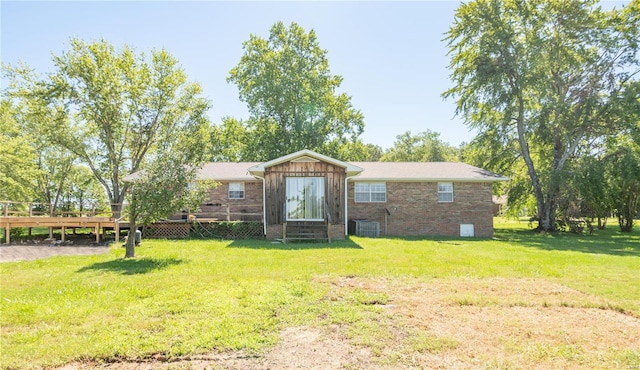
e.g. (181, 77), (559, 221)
(1, 218), (639, 368)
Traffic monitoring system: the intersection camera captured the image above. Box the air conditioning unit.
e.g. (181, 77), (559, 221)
(349, 219), (380, 238)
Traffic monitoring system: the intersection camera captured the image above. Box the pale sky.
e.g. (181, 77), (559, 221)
(0, 1), (629, 150)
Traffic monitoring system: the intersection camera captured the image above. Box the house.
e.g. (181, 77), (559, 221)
(183, 149), (508, 240)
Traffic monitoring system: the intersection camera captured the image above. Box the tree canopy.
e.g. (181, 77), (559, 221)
(381, 130), (459, 162)
(227, 21), (365, 161)
(3, 38), (212, 217)
(444, 0), (640, 231)
(0, 100), (40, 202)
(0, 99), (108, 213)
(123, 152), (213, 258)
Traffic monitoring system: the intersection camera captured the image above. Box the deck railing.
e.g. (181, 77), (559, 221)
(0, 201), (119, 218)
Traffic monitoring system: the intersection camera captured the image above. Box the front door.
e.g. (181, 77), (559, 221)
(285, 177), (325, 221)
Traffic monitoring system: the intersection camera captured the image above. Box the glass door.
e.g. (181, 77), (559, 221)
(286, 177), (325, 221)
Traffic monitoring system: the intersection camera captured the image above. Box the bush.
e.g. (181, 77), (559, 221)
(190, 221), (263, 240)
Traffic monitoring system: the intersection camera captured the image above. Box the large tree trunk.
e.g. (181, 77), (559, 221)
(515, 94), (556, 232)
(538, 198), (557, 232)
(618, 215), (633, 232)
(618, 192), (638, 232)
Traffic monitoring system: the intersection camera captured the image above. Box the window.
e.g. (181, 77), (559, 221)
(355, 182), (386, 202)
(286, 177), (325, 220)
(228, 182), (245, 199)
(438, 182), (453, 202)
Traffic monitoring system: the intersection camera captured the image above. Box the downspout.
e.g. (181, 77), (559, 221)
(344, 174), (358, 236)
(252, 174), (267, 236)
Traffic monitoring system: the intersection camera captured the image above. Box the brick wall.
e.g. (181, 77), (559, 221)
(195, 181), (263, 221)
(348, 182), (495, 237)
(188, 180), (495, 239)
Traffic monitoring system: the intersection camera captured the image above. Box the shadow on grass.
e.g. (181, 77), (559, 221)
(76, 257), (185, 275)
(226, 237), (363, 250)
(494, 226), (640, 257)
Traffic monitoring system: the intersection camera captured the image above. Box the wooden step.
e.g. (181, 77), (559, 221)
(284, 221), (329, 243)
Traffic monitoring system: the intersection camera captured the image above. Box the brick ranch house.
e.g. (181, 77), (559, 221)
(178, 150), (508, 240)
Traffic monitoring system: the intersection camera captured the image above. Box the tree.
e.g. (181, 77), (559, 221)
(3, 38), (212, 218)
(208, 116), (251, 162)
(572, 155), (611, 228)
(333, 140), (383, 162)
(0, 100), (40, 202)
(608, 152), (640, 233)
(381, 130), (459, 162)
(208, 117), (379, 163)
(124, 153), (212, 258)
(1, 98), (108, 223)
(444, 0), (640, 231)
(605, 138), (640, 232)
(228, 21), (365, 161)
(59, 165), (109, 215)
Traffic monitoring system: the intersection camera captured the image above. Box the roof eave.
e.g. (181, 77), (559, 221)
(248, 149), (363, 175)
(351, 177), (510, 182)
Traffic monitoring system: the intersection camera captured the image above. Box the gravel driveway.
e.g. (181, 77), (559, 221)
(0, 245), (110, 262)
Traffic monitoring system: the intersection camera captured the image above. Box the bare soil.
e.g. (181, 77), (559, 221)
(59, 276), (640, 369)
(0, 235), (111, 262)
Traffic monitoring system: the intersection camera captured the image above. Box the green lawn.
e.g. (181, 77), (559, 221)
(1, 219), (639, 369)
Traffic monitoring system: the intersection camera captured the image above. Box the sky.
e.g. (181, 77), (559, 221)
(0, 1), (628, 150)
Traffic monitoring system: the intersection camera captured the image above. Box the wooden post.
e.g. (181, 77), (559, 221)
(49, 203), (54, 239)
(115, 222), (120, 242)
(95, 224), (100, 243)
(28, 201), (33, 238)
(226, 204), (231, 222)
(3, 202), (8, 217)
(283, 222), (287, 244)
(61, 226), (66, 242)
(6, 223), (10, 244)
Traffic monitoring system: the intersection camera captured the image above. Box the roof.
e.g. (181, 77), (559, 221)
(248, 149), (363, 177)
(124, 153), (508, 183)
(193, 161), (507, 182)
(350, 162), (509, 182)
(196, 162), (259, 181)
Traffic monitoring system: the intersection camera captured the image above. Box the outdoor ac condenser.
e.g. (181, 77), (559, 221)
(349, 220), (380, 238)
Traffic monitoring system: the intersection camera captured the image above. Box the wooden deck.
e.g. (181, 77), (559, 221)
(0, 217), (120, 244)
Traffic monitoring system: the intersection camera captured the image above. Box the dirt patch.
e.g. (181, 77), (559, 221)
(326, 276), (640, 368)
(0, 245), (110, 262)
(58, 277), (640, 369)
(59, 326), (372, 370)
(0, 234), (114, 262)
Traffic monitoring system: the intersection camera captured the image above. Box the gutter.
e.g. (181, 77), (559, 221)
(251, 173), (267, 236)
(344, 174), (359, 236)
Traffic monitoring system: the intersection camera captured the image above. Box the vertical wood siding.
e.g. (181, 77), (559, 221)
(264, 161), (346, 225)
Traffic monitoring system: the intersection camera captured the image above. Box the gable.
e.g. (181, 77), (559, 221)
(248, 149), (363, 177)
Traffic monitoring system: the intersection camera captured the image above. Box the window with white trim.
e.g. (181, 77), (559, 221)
(355, 182), (386, 202)
(228, 182), (245, 199)
(438, 182), (453, 202)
